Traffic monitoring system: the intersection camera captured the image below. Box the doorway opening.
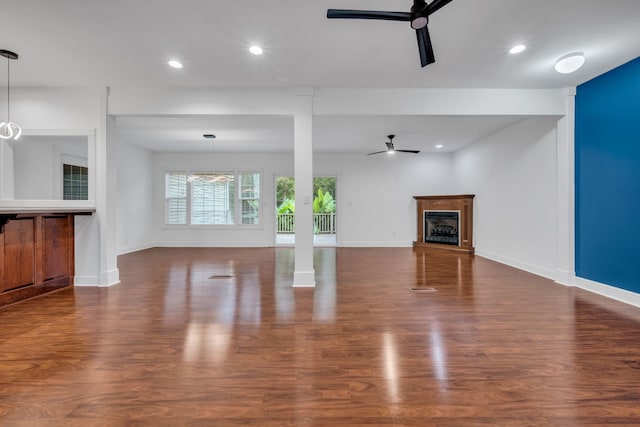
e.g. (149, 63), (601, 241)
(275, 176), (337, 246)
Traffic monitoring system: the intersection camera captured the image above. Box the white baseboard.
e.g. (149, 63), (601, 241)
(554, 269), (576, 287)
(99, 268), (120, 287)
(575, 276), (640, 309)
(74, 276), (99, 287)
(475, 249), (557, 281)
(117, 243), (154, 255)
(153, 241), (271, 248)
(476, 250), (640, 308)
(76, 270), (119, 287)
(341, 241), (413, 247)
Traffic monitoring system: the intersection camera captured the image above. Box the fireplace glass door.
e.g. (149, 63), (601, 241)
(424, 210), (460, 246)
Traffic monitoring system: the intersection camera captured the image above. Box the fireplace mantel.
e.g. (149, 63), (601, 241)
(413, 195), (475, 253)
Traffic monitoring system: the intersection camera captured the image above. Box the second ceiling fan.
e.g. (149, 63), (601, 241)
(327, 0), (453, 67)
(368, 135), (420, 156)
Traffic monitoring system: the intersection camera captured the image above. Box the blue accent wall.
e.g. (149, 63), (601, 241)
(575, 57), (640, 293)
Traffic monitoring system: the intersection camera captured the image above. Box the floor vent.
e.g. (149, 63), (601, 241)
(209, 275), (234, 279)
(409, 287), (437, 292)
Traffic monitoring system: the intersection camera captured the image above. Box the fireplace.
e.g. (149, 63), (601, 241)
(424, 210), (459, 246)
(413, 195), (474, 253)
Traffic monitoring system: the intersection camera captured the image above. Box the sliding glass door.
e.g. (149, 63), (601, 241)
(275, 176), (336, 246)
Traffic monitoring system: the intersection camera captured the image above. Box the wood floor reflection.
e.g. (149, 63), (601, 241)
(2, 247), (640, 426)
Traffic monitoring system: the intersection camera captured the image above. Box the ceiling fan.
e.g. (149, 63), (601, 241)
(327, 0), (452, 67)
(367, 135), (420, 155)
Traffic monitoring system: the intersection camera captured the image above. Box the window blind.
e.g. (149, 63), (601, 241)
(166, 172), (187, 224)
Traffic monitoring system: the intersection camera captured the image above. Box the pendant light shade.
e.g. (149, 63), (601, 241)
(0, 49), (21, 140)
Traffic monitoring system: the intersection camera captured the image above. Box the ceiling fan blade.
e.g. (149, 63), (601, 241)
(416, 26), (435, 67)
(367, 150), (388, 156)
(396, 149), (421, 154)
(327, 9), (411, 21)
(425, 0), (453, 15)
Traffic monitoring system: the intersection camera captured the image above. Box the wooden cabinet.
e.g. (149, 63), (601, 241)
(413, 195), (475, 253)
(0, 213), (80, 307)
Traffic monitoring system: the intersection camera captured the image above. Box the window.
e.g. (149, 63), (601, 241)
(240, 173), (260, 225)
(165, 171), (260, 226)
(166, 172), (187, 224)
(190, 173), (235, 225)
(63, 164), (88, 200)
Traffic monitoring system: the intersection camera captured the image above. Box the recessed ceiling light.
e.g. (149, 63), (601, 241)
(249, 45), (263, 55)
(509, 44), (526, 55)
(168, 60), (183, 69)
(435, 144), (444, 149)
(555, 52), (585, 74)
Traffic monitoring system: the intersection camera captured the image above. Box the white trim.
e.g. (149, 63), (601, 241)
(475, 249), (557, 281)
(555, 92), (576, 290)
(575, 277), (640, 309)
(341, 241), (413, 247)
(117, 243), (155, 255)
(0, 200), (95, 210)
(99, 268), (120, 287)
(153, 241), (271, 248)
(21, 129), (95, 137)
(73, 276), (100, 287)
(161, 224), (264, 231)
(554, 269), (575, 287)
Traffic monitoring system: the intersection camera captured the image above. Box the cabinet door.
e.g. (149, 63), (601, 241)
(42, 216), (72, 280)
(1, 218), (36, 292)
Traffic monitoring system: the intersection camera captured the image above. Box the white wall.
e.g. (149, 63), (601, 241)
(452, 117), (559, 279)
(315, 152), (454, 246)
(11, 88), (100, 130)
(1, 141), (15, 199)
(117, 141), (154, 254)
(13, 136), (88, 200)
(148, 151), (293, 247)
(124, 150), (454, 248)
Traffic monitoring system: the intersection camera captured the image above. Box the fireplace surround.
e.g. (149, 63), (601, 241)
(413, 195), (475, 253)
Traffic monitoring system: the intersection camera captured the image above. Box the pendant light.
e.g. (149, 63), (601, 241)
(0, 49), (21, 140)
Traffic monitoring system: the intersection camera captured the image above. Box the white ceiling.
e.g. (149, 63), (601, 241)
(3, 0), (640, 152)
(116, 115), (527, 153)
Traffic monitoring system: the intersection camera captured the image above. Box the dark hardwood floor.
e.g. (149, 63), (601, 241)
(2, 247), (640, 426)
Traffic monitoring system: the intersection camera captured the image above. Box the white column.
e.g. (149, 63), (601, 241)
(96, 87), (119, 286)
(555, 87), (576, 286)
(293, 88), (315, 287)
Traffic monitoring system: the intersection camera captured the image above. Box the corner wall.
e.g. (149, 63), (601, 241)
(315, 152), (454, 246)
(117, 141), (154, 254)
(452, 117), (560, 279)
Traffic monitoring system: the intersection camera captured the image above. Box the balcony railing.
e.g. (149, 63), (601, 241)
(276, 212), (336, 234)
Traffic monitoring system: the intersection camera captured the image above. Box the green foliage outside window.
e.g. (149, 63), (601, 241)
(276, 176), (336, 214)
